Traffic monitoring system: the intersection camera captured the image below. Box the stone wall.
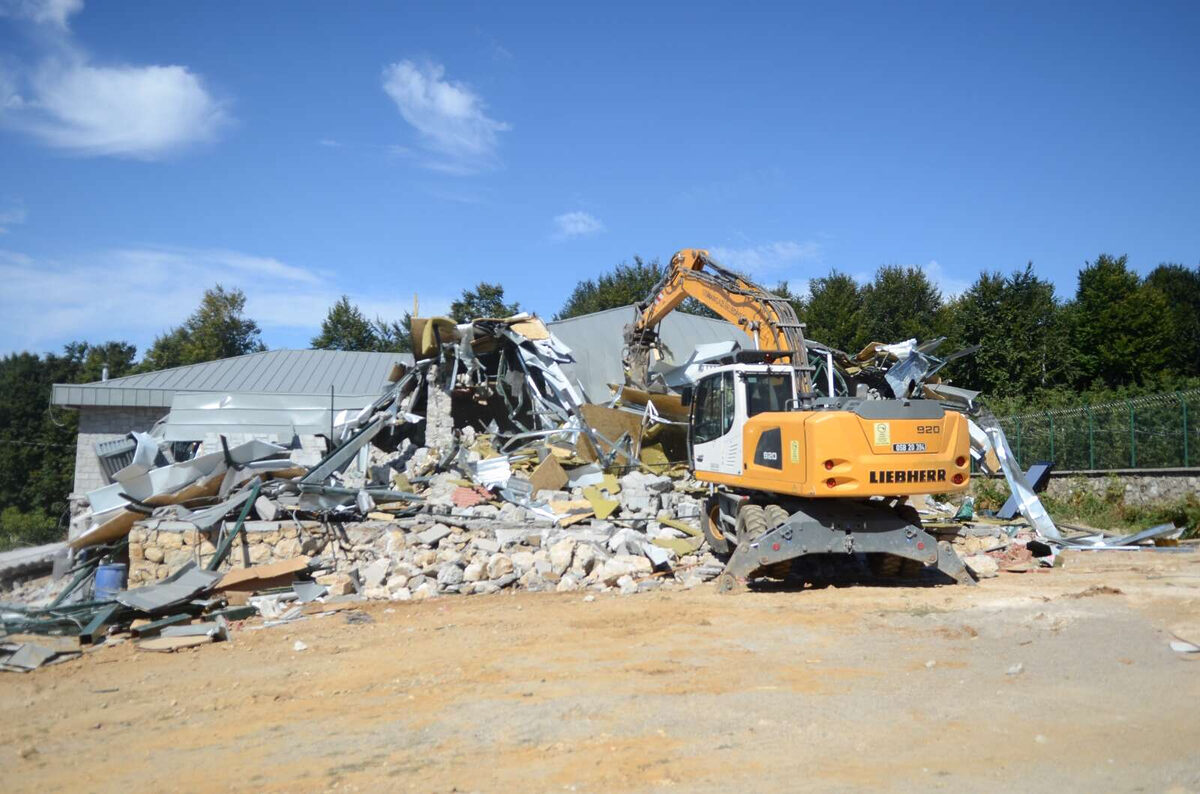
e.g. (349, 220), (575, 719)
(972, 469), (1200, 506)
(127, 519), (331, 586)
(73, 406), (169, 495)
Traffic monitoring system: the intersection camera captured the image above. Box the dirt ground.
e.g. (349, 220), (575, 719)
(4, 550), (1200, 793)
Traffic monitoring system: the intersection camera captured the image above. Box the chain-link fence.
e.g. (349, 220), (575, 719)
(993, 390), (1200, 471)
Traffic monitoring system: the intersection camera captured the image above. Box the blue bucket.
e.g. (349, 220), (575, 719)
(95, 563), (128, 601)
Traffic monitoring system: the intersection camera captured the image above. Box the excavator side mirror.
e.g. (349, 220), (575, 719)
(679, 386), (694, 407)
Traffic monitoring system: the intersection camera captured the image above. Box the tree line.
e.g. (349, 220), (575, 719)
(2, 253), (1197, 548)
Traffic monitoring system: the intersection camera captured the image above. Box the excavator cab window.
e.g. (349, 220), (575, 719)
(743, 373), (793, 417)
(692, 371), (735, 444)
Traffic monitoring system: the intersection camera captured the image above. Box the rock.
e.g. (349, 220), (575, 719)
(360, 558), (391, 588)
(597, 556), (637, 586)
(570, 544), (601, 577)
(519, 570), (547, 591)
(492, 572), (519, 589)
(158, 533), (183, 550)
(293, 641), (308, 652)
(436, 547), (464, 565)
(1006, 663), (1024, 676)
(316, 572), (356, 596)
(472, 537), (500, 554)
(144, 547), (164, 564)
(548, 538), (577, 576)
(413, 549), (438, 568)
(497, 503), (528, 523)
(583, 594), (596, 603)
(964, 554), (1000, 579)
(418, 523), (454, 547)
(363, 586), (389, 600)
(556, 573), (581, 592)
(412, 581), (439, 600)
(510, 551), (536, 573)
(385, 574), (409, 592)
(385, 530), (407, 555)
(437, 563), (464, 586)
(163, 548), (193, 570)
(469, 505), (500, 519)
(616, 575), (638, 595)
(463, 562), (485, 582)
(390, 587), (412, 601)
(274, 538), (302, 559)
(486, 553), (514, 579)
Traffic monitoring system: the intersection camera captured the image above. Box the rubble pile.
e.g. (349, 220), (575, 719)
(1, 313), (731, 669)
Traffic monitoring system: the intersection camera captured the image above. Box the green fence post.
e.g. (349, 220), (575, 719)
(1047, 412), (1055, 463)
(1129, 400), (1136, 468)
(1086, 405), (1095, 469)
(1016, 417), (1022, 468)
(1182, 393), (1189, 468)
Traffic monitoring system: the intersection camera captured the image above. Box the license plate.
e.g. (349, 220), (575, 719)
(892, 442), (926, 452)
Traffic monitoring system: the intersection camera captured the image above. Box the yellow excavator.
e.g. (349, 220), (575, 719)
(624, 249), (974, 591)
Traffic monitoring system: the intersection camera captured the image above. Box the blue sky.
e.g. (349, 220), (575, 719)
(1, 0), (1198, 355)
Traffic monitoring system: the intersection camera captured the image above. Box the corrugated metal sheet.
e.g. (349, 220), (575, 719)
(52, 349), (413, 408)
(162, 392), (379, 440)
(547, 305), (750, 402)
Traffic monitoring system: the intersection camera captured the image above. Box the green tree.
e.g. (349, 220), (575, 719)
(63, 340), (138, 383)
(946, 264), (1070, 396)
(372, 313), (414, 353)
(1069, 255), (1174, 388)
(312, 296), (379, 351)
(141, 285), (265, 371)
(856, 266), (943, 348)
(449, 282), (521, 323)
(1144, 263), (1200, 378)
(0, 341), (132, 547)
(802, 270), (864, 352)
(556, 257), (666, 319)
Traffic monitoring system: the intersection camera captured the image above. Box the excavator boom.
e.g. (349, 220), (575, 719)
(624, 248), (814, 393)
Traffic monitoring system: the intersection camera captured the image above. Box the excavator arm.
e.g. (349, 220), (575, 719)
(623, 248), (814, 393)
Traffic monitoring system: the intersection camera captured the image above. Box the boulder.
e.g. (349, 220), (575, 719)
(964, 554), (1000, 579)
(486, 553), (514, 579)
(549, 538), (576, 576)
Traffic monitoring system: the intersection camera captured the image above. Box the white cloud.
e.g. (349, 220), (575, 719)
(0, 201), (26, 233)
(552, 211), (604, 240)
(318, 138), (341, 148)
(382, 59), (509, 173)
(0, 246), (447, 354)
(0, 2), (230, 159)
(0, 0), (83, 28)
(708, 240), (821, 274)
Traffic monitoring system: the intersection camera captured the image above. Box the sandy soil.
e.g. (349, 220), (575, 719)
(3, 550), (1199, 793)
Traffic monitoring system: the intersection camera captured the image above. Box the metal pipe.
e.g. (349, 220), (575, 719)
(825, 350), (835, 397)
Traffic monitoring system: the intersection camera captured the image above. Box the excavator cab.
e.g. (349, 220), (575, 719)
(687, 363), (797, 480)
